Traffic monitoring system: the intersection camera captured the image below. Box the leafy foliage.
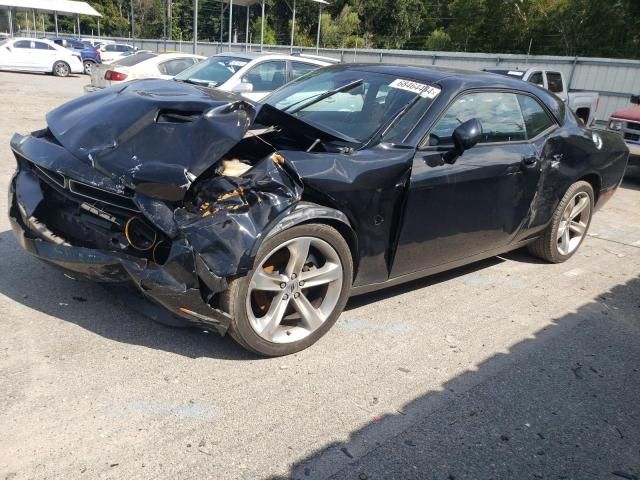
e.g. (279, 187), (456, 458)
(63, 0), (640, 58)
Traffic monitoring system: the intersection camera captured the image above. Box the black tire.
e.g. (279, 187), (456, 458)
(83, 60), (95, 75)
(528, 180), (594, 263)
(221, 223), (353, 357)
(52, 61), (70, 77)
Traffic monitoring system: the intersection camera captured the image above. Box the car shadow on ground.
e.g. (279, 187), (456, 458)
(0, 230), (257, 361)
(0, 228), (569, 360)
(272, 275), (640, 480)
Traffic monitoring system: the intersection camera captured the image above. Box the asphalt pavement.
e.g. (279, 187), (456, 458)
(0, 71), (639, 480)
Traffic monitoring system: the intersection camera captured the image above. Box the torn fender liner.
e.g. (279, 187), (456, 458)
(175, 153), (304, 278)
(45, 79), (256, 201)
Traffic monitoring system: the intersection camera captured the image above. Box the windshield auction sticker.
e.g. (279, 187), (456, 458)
(389, 79), (441, 98)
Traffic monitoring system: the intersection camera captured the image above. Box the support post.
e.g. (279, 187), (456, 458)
(54, 11), (58, 36)
(130, 0), (135, 46)
(77, 14), (81, 37)
(228, 0), (233, 51)
(97, 17), (100, 37)
(8, 8), (13, 37)
(163, 0), (167, 51)
(32, 9), (36, 36)
(193, 0), (198, 54)
(316, 4), (322, 55)
(220, 2), (225, 44)
(245, 5), (249, 52)
(290, 0), (296, 53)
(260, 0), (265, 51)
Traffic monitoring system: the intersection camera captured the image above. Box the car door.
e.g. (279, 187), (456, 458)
(101, 44), (117, 63)
(10, 40), (33, 69)
(239, 60), (288, 101)
(390, 90), (542, 278)
(32, 41), (57, 71)
(0, 40), (17, 68)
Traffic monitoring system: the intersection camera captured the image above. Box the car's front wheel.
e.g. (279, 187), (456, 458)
(221, 223), (353, 356)
(52, 61), (70, 77)
(528, 180), (594, 263)
(83, 60), (95, 75)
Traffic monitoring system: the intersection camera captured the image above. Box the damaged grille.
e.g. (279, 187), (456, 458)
(27, 161), (139, 213)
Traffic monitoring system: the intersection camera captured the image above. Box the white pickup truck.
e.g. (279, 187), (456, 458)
(483, 68), (599, 126)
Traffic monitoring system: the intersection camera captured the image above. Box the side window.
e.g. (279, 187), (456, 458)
(105, 45), (116, 52)
(14, 40), (31, 49)
(429, 92), (526, 145)
(33, 42), (51, 50)
(546, 72), (564, 93)
(528, 72), (543, 86)
(291, 61), (318, 80)
(517, 95), (556, 138)
(241, 61), (287, 92)
(158, 58), (195, 76)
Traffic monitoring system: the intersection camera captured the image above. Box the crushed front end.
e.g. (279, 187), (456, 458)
(8, 80), (303, 335)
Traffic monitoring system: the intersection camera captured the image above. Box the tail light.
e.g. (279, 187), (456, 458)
(95, 50), (101, 59)
(104, 70), (128, 81)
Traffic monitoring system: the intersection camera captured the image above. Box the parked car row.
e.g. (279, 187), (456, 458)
(0, 38), (84, 76)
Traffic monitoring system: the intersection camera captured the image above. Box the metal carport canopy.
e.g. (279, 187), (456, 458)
(0, 0), (101, 16)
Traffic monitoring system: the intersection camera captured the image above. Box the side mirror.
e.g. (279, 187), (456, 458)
(443, 118), (483, 164)
(631, 94), (640, 105)
(232, 82), (254, 94)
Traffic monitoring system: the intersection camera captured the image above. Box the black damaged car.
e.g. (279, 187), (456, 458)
(9, 64), (628, 356)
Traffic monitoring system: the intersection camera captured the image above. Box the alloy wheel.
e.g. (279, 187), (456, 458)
(245, 236), (343, 344)
(55, 62), (70, 77)
(557, 191), (591, 256)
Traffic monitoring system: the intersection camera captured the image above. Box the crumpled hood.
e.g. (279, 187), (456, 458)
(46, 79), (256, 201)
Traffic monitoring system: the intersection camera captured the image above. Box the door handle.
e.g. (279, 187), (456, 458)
(521, 156), (538, 169)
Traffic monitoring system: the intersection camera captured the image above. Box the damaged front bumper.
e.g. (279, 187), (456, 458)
(9, 172), (232, 334)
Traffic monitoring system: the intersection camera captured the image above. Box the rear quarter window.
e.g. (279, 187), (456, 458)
(517, 94), (556, 138)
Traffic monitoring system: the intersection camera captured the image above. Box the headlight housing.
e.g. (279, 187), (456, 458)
(608, 119), (624, 131)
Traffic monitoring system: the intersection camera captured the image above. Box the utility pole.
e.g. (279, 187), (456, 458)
(167, 0), (173, 39)
(193, 0), (198, 54)
(130, 0), (135, 46)
(163, 0), (167, 51)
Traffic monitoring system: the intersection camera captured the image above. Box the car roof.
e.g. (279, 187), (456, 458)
(211, 52), (330, 64)
(322, 64), (566, 122)
(326, 63), (523, 84)
(12, 37), (59, 48)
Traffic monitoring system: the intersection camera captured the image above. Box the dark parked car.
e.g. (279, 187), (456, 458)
(8, 65), (628, 356)
(50, 37), (101, 75)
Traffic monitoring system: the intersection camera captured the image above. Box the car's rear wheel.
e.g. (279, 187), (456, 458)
(52, 61), (70, 77)
(221, 224), (353, 356)
(528, 180), (594, 263)
(83, 60), (95, 75)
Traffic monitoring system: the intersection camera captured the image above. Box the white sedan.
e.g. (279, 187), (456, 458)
(0, 37), (83, 77)
(84, 52), (205, 93)
(99, 43), (136, 64)
(172, 53), (334, 101)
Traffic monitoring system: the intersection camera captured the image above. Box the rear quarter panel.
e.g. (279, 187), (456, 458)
(527, 113), (628, 231)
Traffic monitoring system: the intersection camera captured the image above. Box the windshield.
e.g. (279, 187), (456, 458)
(174, 55), (249, 86)
(264, 68), (441, 142)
